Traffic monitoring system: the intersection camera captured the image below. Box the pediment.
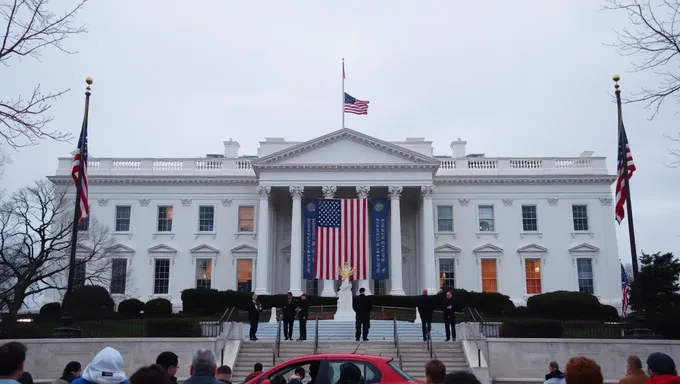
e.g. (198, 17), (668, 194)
(190, 244), (219, 254)
(107, 244), (135, 254)
(231, 244), (257, 254)
(473, 243), (503, 254)
(148, 244), (177, 254)
(251, 128), (441, 171)
(435, 244), (462, 254)
(569, 243), (600, 254)
(517, 243), (548, 253)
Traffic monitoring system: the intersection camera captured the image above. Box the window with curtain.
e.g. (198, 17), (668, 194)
(524, 258), (542, 294)
(480, 259), (497, 292)
(195, 259), (213, 289)
(478, 205), (495, 232)
(237, 258), (253, 292)
(439, 258), (455, 291)
(238, 206), (255, 232)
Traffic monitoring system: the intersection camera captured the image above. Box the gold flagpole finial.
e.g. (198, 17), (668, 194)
(86, 77), (93, 85)
(613, 74), (620, 92)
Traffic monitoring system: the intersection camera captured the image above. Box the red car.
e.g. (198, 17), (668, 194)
(243, 353), (422, 384)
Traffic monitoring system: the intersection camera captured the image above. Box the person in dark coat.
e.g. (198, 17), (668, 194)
(248, 293), (262, 341)
(417, 289), (434, 341)
(297, 293), (310, 341)
(282, 292), (298, 340)
(60, 361), (82, 383)
(442, 290), (456, 341)
(352, 287), (372, 341)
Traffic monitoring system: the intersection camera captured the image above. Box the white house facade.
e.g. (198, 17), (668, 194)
(46, 128), (621, 310)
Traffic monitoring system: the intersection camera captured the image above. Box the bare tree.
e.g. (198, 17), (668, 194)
(0, 179), (125, 329)
(1, 0), (87, 148)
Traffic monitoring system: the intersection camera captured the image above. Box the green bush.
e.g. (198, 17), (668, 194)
(526, 291), (616, 320)
(500, 319), (563, 338)
(145, 298), (173, 317)
(145, 319), (203, 337)
(68, 285), (114, 317)
(117, 299), (145, 317)
(39, 302), (61, 319)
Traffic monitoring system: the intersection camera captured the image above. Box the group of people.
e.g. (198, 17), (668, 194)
(542, 353), (679, 384)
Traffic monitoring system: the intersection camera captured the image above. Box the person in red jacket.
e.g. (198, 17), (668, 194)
(645, 353), (680, 384)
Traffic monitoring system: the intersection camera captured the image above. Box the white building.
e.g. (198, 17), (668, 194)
(46, 128), (621, 309)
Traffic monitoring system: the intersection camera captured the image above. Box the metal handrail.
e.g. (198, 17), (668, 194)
(464, 307), (483, 367)
(275, 317), (282, 357)
(427, 328), (437, 359)
(393, 316), (403, 370)
(313, 317), (320, 354)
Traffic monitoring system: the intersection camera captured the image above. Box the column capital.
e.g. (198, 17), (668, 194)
(322, 185), (337, 199)
(421, 185), (435, 198)
(388, 185), (403, 200)
(289, 186), (304, 200)
(355, 186), (371, 199)
(256, 186), (271, 199)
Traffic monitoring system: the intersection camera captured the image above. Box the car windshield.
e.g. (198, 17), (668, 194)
(388, 362), (413, 380)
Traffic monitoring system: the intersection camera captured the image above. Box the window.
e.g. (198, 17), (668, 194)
(115, 205), (131, 232)
(74, 259), (86, 289)
(524, 258), (542, 294)
(153, 258), (171, 295)
(198, 206), (215, 232)
(195, 259), (213, 289)
(305, 279), (319, 296)
(238, 206), (255, 232)
(373, 280), (387, 296)
(110, 258), (127, 294)
(157, 206), (174, 232)
(521, 205), (538, 232)
(77, 216), (89, 232)
(572, 204), (589, 231)
(236, 258), (253, 292)
(436, 205), (453, 232)
(576, 258), (594, 294)
(478, 205), (495, 232)
(439, 258), (455, 291)
(480, 259), (497, 292)
(327, 361), (381, 384)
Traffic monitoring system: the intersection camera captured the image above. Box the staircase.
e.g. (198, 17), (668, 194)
(397, 341), (469, 381)
(231, 341), (314, 383)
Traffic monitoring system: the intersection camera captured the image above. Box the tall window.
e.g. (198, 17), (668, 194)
(480, 259), (497, 292)
(236, 259), (253, 292)
(77, 216), (89, 232)
(306, 279), (319, 296)
(478, 205), (495, 232)
(115, 205), (131, 232)
(439, 258), (455, 291)
(373, 280), (387, 296)
(110, 258), (127, 294)
(238, 206), (255, 232)
(524, 258), (542, 294)
(572, 205), (589, 231)
(74, 259), (86, 289)
(157, 206), (174, 232)
(576, 258), (594, 294)
(195, 259), (213, 289)
(521, 205), (538, 232)
(436, 205), (453, 232)
(153, 258), (171, 295)
(198, 206), (215, 232)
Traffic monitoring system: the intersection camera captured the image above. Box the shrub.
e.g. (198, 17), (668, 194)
(145, 319), (203, 337)
(181, 288), (222, 315)
(145, 298), (173, 317)
(117, 299), (145, 317)
(499, 319), (563, 338)
(526, 291), (614, 320)
(68, 285), (114, 318)
(39, 302), (61, 319)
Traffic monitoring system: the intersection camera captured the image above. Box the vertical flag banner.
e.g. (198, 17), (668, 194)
(621, 263), (631, 317)
(370, 198), (389, 280)
(615, 128), (636, 223)
(303, 199), (318, 280)
(315, 199), (368, 280)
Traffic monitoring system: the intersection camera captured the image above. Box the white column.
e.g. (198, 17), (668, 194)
(388, 185), (405, 296)
(289, 186), (304, 296)
(254, 186), (271, 295)
(320, 185), (338, 297)
(421, 185), (438, 294)
(356, 185), (372, 295)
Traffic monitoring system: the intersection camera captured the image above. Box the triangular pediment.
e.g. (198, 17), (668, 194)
(148, 244), (177, 254)
(473, 243), (503, 254)
(107, 244), (135, 254)
(569, 243), (599, 253)
(231, 244), (257, 254)
(251, 128), (441, 170)
(190, 244), (219, 254)
(517, 243), (548, 253)
(435, 244), (462, 253)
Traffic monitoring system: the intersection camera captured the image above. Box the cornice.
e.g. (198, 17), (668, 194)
(47, 176), (258, 186)
(255, 163), (439, 172)
(434, 175), (618, 185)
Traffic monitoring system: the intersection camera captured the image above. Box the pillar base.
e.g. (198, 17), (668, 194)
(289, 289), (303, 297)
(389, 289), (406, 296)
(320, 279), (337, 297)
(254, 289), (270, 295)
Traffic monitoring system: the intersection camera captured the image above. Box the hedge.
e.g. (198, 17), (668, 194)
(145, 298), (173, 317)
(500, 319), (563, 338)
(117, 299), (145, 317)
(525, 291), (620, 320)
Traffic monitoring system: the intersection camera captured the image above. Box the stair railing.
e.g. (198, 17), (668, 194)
(392, 315), (403, 370)
(313, 317), (320, 354)
(464, 307), (483, 368)
(273, 315), (282, 365)
(427, 327), (437, 359)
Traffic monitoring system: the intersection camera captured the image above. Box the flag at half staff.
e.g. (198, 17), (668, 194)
(344, 92), (369, 115)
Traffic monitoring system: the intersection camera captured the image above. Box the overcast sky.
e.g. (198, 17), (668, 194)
(2, 1), (678, 263)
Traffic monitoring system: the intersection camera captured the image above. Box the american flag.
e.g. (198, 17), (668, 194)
(71, 126), (89, 221)
(621, 263), (631, 317)
(344, 93), (369, 115)
(315, 198), (368, 280)
(615, 127), (636, 223)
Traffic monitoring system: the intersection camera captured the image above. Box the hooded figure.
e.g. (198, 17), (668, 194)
(71, 347), (129, 384)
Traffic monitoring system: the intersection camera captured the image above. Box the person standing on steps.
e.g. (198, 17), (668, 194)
(297, 293), (310, 341)
(418, 289), (434, 341)
(282, 292), (298, 340)
(248, 293), (262, 341)
(352, 287), (372, 341)
(442, 290), (456, 341)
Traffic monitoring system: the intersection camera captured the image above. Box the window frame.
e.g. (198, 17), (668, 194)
(575, 257), (595, 294)
(326, 360), (382, 384)
(110, 257), (129, 295)
(478, 258), (499, 293)
(522, 257), (543, 296)
(197, 204), (216, 234)
(476, 204), (496, 233)
(234, 255), (255, 293)
(435, 205), (454, 233)
(152, 257), (172, 296)
(194, 257), (214, 289)
(114, 205), (133, 233)
(372, 279), (387, 296)
(520, 204), (539, 232)
(237, 205), (256, 234)
(571, 204), (590, 232)
(437, 257), (457, 291)
(156, 205), (175, 233)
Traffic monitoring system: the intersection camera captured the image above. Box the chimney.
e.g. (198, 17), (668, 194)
(450, 138), (467, 158)
(223, 139), (240, 158)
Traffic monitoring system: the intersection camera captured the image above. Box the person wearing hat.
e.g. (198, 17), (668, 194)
(646, 353), (680, 384)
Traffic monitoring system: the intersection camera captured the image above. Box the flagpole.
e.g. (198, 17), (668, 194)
(55, 77), (92, 338)
(342, 58), (345, 129)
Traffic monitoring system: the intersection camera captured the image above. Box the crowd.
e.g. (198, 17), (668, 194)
(0, 340), (679, 384)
